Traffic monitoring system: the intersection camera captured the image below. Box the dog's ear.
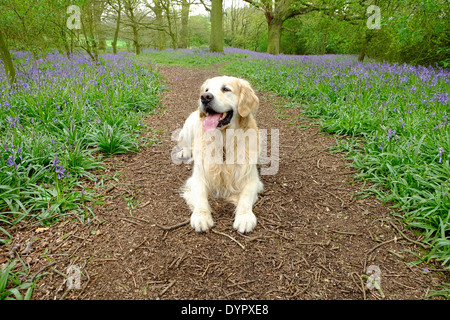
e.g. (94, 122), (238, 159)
(238, 79), (259, 118)
(200, 79), (209, 95)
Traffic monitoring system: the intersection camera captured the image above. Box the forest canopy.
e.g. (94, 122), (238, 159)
(0, 0), (449, 70)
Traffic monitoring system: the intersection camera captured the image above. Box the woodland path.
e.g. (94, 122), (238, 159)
(24, 64), (448, 300)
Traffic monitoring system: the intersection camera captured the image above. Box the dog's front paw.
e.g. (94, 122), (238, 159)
(176, 148), (191, 161)
(190, 210), (214, 232)
(233, 212), (257, 233)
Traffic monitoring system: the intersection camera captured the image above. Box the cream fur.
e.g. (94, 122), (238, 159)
(177, 76), (264, 233)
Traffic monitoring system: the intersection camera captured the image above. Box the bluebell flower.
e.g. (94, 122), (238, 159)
(438, 147), (444, 163)
(7, 155), (14, 167)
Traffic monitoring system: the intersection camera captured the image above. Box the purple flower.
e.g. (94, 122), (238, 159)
(52, 155), (60, 168)
(438, 147), (444, 163)
(8, 116), (19, 128)
(52, 154), (70, 179)
(387, 129), (400, 141)
(7, 155), (14, 166)
(56, 166), (66, 179)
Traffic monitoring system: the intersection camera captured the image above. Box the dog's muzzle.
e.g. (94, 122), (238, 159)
(201, 92), (214, 106)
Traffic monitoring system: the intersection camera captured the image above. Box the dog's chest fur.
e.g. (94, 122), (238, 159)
(194, 126), (258, 198)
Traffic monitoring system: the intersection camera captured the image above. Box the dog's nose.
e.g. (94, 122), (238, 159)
(201, 92), (214, 104)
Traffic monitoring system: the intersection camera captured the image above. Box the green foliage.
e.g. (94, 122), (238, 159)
(271, 0), (449, 67)
(0, 52), (162, 229)
(86, 122), (139, 155)
(188, 15), (211, 47)
(223, 53), (450, 266)
(1, 259), (37, 300)
(142, 47), (248, 67)
(364, 0), (450, 67)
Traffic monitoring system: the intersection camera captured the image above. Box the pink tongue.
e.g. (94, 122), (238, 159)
(203, 113), (222, 131)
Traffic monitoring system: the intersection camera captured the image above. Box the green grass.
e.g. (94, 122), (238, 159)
(1, 259), (38, 300)
(222, 54), (450, 268)
(139, 47), (249, 67)
(0, 51), (162, 231)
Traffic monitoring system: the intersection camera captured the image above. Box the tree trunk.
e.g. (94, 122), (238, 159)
(112, 1), (121, 54)
(321, 30), (328, 55)
(94, 1), (106, 53)
(209, 0), (223, 53)
(126, 5), (140, 55)
(267, 18), (283, 55)
(132, 25), (141, 54)
(178, 0), (190, 48)
(163, 0), (178, 49)
(80, 18), (96, 61)
(61, 29), (71, 58)
(0, 30), (16, 86)
(358, 30), (373, 62)
(153, 0), (166, 51)
(357, 41), (366, 62)
(87, 2), (99, 60)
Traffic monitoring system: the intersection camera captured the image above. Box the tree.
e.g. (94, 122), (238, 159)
(178, 0), (195, 48)
(147, 0), (167, 50)
(106, 0), (122, 54)
(123, 0), (151, 54)
(0, 29), (16, 86)
(161, 0), (179, 49)
(223, 1), (265, 50)
(209, 0), (223, 52)
(242, 0), (337, 54)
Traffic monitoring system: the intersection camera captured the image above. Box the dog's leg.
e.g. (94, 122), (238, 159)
(176, 111), (199, 162)
(183, 175), (214, 232)
(233, 174), (264, 233)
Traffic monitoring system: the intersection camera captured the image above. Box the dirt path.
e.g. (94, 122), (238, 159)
(26, 64), (448, 300)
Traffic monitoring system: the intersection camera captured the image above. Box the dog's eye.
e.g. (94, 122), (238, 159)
(205, 88), (209, 92)
(222, 87), (231, 92)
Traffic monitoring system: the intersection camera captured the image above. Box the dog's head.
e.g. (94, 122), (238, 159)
(199, 76), (259, 131)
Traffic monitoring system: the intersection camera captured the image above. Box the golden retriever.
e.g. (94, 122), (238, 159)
(176, 76), (264, 233)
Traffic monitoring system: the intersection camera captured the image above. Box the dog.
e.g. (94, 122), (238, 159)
(176, 76), (264, 233)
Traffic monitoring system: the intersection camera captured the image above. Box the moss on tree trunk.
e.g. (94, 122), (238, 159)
(0, 30), (16, 86)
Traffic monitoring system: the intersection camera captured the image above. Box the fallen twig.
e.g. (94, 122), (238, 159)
(323, 189), (346, 207)
(202, 262), (220, 277)
(140, 201), (151, 208)
(366, 238), (397, 256)
(364, 238), (399, 271)
(119, 217), (144, 227)
(350, 272), (366, 300)
(155, 219), (190, 231)
(31, 262), (57, 283)
(388, 220), (429, 249)
(169, 252), (186, 269)
(212, 229), (245, 250)
(105, 185), (116, 194)
(158, 280), (176, 297)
